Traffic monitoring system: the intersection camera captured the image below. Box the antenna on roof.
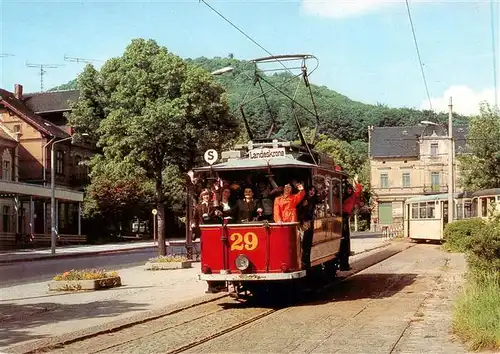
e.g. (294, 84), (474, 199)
(0, 53), (15, 58)
(26, 62), (64, 92)
(64, 55), (103, 64)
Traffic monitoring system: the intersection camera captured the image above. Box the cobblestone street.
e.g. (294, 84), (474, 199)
(3, 241), (470, 354)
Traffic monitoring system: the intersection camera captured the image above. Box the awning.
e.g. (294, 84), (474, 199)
(0, 180), (84, 202)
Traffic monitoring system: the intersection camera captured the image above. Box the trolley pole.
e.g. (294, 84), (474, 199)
(448, 97), (454, 224)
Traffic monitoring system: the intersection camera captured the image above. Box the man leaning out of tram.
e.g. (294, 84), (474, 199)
(235, 187), (265, 222)
(273, 182), (306, 223)
(257, 176), (282, 221)
(298, 186), (319, 269)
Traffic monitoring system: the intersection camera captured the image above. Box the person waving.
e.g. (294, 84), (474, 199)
(273, 182), (306, 223)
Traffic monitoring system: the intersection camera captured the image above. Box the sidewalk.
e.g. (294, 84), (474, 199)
(0, 236), (391, 352)
(0, 239), (201, 264)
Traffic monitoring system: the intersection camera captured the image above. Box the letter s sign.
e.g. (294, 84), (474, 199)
(204, 149), (218, 165)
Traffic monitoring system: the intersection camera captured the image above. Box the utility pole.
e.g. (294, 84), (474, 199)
(26, 62), (63, 91)
(448, 96), (454, 225)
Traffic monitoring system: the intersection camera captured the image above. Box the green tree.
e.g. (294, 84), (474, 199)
(458, 103), (500, 190)
(69, 39), (240, 255)
(65, 64), (105, 144)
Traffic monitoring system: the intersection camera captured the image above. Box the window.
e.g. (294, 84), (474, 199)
(411, 203), (419, 218)
(74, 155), (82, 179)
(56, 151), (64, 175)
(380, 173), (389, 188)
(3, 206), (10, 232)
(431, 172), (440, 191)
(430, 143), (439, 156)
(411, 201), (436, 219)
(2, 161), (11, 181)
(402, 172), (410, 188)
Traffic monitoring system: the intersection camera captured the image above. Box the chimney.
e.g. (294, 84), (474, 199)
(14, 84), (23, 99)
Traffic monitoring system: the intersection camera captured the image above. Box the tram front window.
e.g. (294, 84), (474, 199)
(192, 168), (311, 224)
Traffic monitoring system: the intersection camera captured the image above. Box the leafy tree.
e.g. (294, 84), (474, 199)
(458, 103), (500, 190)
(65, 64), (105, 144)
(69, 39), (240, 255)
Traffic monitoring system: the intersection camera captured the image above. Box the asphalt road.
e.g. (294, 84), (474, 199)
(0, 248), (157, 288)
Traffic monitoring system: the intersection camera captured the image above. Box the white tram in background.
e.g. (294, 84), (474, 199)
(404, 188), (500, 241)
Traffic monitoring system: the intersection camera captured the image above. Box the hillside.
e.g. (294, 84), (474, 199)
(50, 56), (469, 142)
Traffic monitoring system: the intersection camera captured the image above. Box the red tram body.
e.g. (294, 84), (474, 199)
(191, 140), (360, 297)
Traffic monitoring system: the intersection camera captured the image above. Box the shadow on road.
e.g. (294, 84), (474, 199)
(0, 299), (148, 348)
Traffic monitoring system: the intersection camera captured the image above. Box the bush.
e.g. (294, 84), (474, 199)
(467, 222), (500, 273)
(148, 255), (188, 263)
(443, 218), (487, 253)
(53, 269), (118, 281)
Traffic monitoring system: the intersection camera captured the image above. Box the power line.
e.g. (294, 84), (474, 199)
(491, 0), (498, 107)
(404, 0), (433, 111)
(199, 0), (293, 75)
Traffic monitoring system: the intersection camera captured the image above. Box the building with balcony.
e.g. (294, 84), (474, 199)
(0, 84), (91, 249)
(368, 124), (468, 228)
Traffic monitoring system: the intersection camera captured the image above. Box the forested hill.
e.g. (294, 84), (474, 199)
(50, 56), (470, 143)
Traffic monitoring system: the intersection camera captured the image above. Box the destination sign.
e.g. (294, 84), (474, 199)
(249, 147), (286, 160)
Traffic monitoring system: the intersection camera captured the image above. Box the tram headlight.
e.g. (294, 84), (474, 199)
(235, 254), (250, 271)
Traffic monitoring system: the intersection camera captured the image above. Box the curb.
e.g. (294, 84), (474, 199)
(0, 245), (157, 265)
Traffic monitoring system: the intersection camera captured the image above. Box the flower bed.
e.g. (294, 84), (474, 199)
(49, 269), (121, 291)
(145, 255), (192, 270)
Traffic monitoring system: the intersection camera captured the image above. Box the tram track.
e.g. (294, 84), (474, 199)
(11, 241), (413, 354)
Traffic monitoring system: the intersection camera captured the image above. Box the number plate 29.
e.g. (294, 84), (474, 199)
(230, 232), (258, 251)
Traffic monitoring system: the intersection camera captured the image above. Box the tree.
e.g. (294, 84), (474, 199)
(65, 64), (105, 144)
(69, 39), (240, 255)
(457, 103), (500, 190)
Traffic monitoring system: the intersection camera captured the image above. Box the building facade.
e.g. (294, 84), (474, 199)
(0, 84), (90, 248)
(368, 124), (468, 229)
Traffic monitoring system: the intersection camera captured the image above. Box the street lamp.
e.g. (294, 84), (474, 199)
(51, 133), (89, 255)
(420, 96), (454, 224)
(211, 66), (234, 75)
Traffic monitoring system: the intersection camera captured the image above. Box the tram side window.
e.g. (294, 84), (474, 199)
(411, 203), (419, 219)
(313, 175), (329, 218)
(330, 179), (342, 216)
(412, 202), (436, 219)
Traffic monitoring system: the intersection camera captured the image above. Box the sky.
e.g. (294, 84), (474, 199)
(0, 0), (499, 116)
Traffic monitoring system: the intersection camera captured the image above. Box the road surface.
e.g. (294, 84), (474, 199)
(0, 248), (157, 287)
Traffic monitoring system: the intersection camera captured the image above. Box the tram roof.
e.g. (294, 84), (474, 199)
(471, 188), (500, 198)
(405, 193), (465, 203)
(193, 156), (317, 172)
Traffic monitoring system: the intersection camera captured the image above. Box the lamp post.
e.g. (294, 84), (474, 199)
(420, 96), (454, 224)
(51, 133), (88, 255)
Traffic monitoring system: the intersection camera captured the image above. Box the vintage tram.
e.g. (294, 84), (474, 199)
(187, 54), (363, 298)
(190, 139), (362, 297)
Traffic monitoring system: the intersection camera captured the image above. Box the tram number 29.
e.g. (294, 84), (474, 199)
(230, 232), (258, 251)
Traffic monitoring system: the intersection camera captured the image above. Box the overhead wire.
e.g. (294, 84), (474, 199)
(199, 0), (294, 76)
(404, 0), (433, 111)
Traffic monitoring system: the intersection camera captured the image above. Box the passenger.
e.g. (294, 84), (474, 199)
(273, 182), (306, 223)
(257, 177), (281, 221)
(298, 186), (319, 269)
(236, 187), (264, 222)
(339, 176), (363, 271)
(215, 187), (236, 222)
(191, 189), (216, 240)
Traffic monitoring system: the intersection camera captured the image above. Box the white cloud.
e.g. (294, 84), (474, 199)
(301, 0), (402, 19)
(420, 85), (496, 116)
